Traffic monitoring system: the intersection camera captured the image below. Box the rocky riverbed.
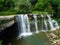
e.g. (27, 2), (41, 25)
(46, 28), (60, 45)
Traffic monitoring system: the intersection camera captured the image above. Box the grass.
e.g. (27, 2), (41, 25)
(0, 10), (48, 16)
(0, 10), (17, 16)
(31, 11), (48, 15)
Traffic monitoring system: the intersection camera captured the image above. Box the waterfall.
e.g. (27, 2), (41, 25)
(24, 14), (31, 32)
(16, 14), (26, 33)
(16, 14), (26, 38)
(16, 14), (59, 38)
(33, 14), (39, 33)
(52, 20), (59, 29)
(47, 15), (55, 30)
(41, 14), (48, 30)
(24, 14), (32, 34)
(41, 14), (44, 30)
(44, 19), (48, 30)
(16, 14), (32, 38)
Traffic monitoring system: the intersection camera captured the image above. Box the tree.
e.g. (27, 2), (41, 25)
(49, 0), (60, 18)
(33, 0), (52, 12)
(30, 0), (37, 5)
(14, 0), (32, 14)
(0, 0), (15, 11)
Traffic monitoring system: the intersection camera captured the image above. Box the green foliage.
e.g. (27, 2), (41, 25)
(49, 0), (60, 18)
(0, 10), (16, 15)
(32, 0), (54, 14)
(0, 40), (2, 45)
(34, 0), (45, 11)
(31, 11), (47, 15)
(55, 18), (60, 25)
(30, 0), (37, 5)
(14, 0), (32, 14)
(0, 0), (15, 11)
(0, 0), (60, 19)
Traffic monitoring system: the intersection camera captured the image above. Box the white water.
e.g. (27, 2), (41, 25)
(16, 15), (26, 38)
(24, 14), (32, 34)
(41, 14), (48, 30)
(16, 14), (32, 38)
(41, 14), (44, 30)
(33, 14), (39, 33)
(44, 19), (48, 30)
(16, 14), (59, 38)
(47, 15), (55, 30)
(24, 14), (31, 32)
(52, 20), (59, 29)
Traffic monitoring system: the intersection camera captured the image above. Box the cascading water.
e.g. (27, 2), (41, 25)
(16, 14), (32, 38)
(16, 14), (59, 38)
(33, 14), (39, 33)
(41, 14), (44, 30)
(44, 20), (48, 30)
(41, 14), (48, 30)
(52, 20), (59, 29)
(24, 14), (31, 32)
(16, 14), (26, 38)
(24, 14), (32, 34)
(47, 15), (55, 30)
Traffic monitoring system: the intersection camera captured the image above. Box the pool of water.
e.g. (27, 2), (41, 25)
(12, 32), (51, 45)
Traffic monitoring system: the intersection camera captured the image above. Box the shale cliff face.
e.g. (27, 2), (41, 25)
(0, 22), (18, 45)
(0, 15), (15, 32)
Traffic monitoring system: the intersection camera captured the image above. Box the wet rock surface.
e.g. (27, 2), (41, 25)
(46, 28), (60, 45)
